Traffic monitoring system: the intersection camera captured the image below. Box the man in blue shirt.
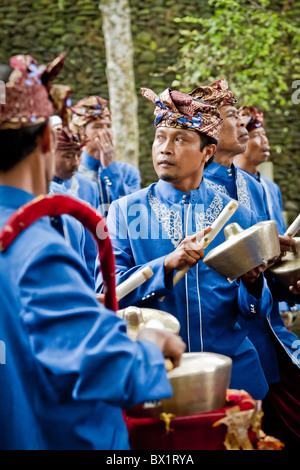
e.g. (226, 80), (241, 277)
(235, 106), (287, 235)
(50, 125), (101, 284)
(0, 55), (185, 450)
(197, 85), (300, 447)
(193, 79), (271, 223)
(95, 85), (275, 401)
(70, 95), (141, 213)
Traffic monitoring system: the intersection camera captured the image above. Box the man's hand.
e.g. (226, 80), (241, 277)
(164, 227), (212, 276)
(241, 264), (267, 285)
(137, 328), (186, 369)
(83, 128), (116, 167)
(290, 279), (300, 296)
(279, 235), (298, 258)
(96, 128), (116, 168)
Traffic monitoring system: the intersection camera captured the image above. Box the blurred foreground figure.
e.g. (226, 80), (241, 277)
(0, 54), (185, 450)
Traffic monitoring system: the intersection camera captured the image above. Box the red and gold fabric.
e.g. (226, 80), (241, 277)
(189, 78), (237, 109)
(140, 87), (222, 140)
(238, 105), (264, 132)
(0, 53), (68, 130)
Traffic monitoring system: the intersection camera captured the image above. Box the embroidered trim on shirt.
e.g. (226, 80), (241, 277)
(236, 171), (251, 209)
(78, 165), (98, 184)
(148, 191), (183, 247)
(65, 176), (80, 199)
(204, 178), (230, 197)
(195, 192), (223, 232)
(148, 190), (224, 246)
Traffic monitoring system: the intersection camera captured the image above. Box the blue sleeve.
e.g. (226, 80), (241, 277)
(95, 200), (173, 305)
(99, 162), (141, 202)
(18, 241), (172, 409)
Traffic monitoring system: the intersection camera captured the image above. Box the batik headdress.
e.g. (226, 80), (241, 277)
(141, 87), (222, 140)
(0, 52), (70, 130)
(238, 105), (264, 132)
(70, 95), (111, 140)
(55, 125), (87, 152)
(189, 78), (237, 109)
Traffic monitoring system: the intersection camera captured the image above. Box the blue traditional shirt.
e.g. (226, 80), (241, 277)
(53, 173), (100, 210)
(204, 164), (300, 382)
(204, 162), (271, 222)
(50, 180), (98, 286)
(0, 185), (172, 450)
(251, 172), (286, 236)
(95, 179), (273, 399)
(78, 150), (141, 211)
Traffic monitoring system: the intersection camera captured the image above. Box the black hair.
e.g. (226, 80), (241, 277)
(0, 62), (48, 172)
(0, 122), (48, 172)
(196, 130), (218, 168)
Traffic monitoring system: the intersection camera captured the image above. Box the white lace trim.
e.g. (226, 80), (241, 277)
(65, 176), (80, 199)
(78, 165), (98, 184)
(148, 190), (224, 247)
(205, 172), (251, 210)
(236, 171), (251, 209)
(204, 178), (230, 196)
(195, 192), (223, 232)
(148, 191), (183, 247)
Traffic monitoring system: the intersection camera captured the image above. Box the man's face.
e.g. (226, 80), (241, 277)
(217, 106), (249, 156)
(152, 127), (212, 191)
(55, 149), (81, 180)
(244, 127), (270, 166)
(85, 119), (111, 141)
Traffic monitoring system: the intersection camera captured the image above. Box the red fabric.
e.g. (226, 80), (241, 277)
(125, 391), (258, 450)
(0, 194), (118, 312)
(0, 53), (66, 130)
(262, 347), (300, 448)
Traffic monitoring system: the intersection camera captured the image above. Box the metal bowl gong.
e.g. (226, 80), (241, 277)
(203, 220), (280, 282)
(161, 352), (232, 416)
(269, 237), (300, 289)
(116, 306), (180, 341)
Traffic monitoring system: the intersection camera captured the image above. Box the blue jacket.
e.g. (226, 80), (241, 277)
(204, 163), (300, 383)
(96, 179), (273, 399)
(53, 173), (100, 210)
(0, 185), (172, 450)
(50, 180), (98, 286)
(78, 151), (141, 212)
(204, 162), (271, 222)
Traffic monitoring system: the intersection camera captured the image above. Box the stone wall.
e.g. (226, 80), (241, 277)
(1, 0), (299, 223)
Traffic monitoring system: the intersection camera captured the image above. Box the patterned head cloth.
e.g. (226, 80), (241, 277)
(55, 125), (87, 152)
(141, 87), (222, 140)
(189, 78), (237, 109)
(70, 95), (111, 140)
(0, 53), (68, 130)
(238, 105), (264, 132)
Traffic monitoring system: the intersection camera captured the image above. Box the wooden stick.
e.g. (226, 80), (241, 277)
(115, 266), (154, 300)
(172, 200), (239, 286)
(284, 213), (300, 238)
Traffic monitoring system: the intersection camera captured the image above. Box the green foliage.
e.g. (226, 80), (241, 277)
(172, 0), (300, 112)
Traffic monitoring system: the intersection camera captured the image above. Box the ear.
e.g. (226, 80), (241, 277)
(203, 143), (217, 162)
(40, 121), (53, 154)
